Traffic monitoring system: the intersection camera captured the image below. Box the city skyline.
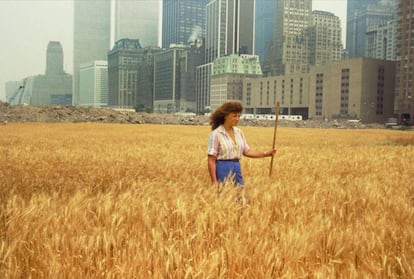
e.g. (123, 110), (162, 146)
(0, 0), (347, 101)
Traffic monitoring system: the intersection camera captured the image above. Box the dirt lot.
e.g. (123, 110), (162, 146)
(0, 101), (384, 129)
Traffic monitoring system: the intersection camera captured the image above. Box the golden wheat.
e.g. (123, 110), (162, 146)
(0, 123), (413, 278)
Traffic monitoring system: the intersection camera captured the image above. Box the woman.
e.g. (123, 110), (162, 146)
(207, 101), (276, 186)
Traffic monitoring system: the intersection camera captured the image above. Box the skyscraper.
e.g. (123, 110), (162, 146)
(73, 0), (111, 105)
(162, 0), (208, 48)
(114, 0), (160, 47)
(255, 0), (275, 63)
(395, 0), (414, 123)
(266, 0), (312, 76)
(79, 61), (108, 107)
(346, 0), (394, 58)
(308, 10), (343, 66)
(46, 41), (64, 75)
(205, 0), (255, 63)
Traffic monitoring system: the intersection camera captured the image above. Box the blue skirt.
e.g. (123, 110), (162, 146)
(216, 160), (244, 186)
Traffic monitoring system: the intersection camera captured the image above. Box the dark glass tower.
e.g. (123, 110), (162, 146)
(162, 0), (208, 48)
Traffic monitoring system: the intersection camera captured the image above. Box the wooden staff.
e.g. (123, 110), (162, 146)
(269, 102), (280, 177)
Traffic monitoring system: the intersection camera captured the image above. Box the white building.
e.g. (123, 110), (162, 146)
(79, 61), (108, 107)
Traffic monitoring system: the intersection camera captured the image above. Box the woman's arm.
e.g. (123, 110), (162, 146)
(207, 155), (218, 185)
(244, 148), (276, 158)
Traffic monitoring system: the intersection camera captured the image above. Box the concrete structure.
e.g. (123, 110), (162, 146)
(366, 19), (398, 61)
(395, 0), (414, 123)
(346, 0), (394, 58)
(308, 58), (396, 123)
(308, 10), (343, 66)
(243, 58), (396, 123)
(205, 0), (255, 63)
(114, 0), (160, 47)
(79, 61), (108, 107)
(255, 0), (275, 63)
(73, 0), (111, 105)
(154, 43), (204, 113)
(162, 0), (207, 48)
(243, 73), (309, 117)
(108, 39), (162, 110)
(210, 54), (263, 111)
(266, 0), (312, 76)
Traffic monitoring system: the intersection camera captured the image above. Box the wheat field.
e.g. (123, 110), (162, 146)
(0, 123), (413, 278)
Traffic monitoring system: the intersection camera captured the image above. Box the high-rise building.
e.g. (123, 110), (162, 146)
(395, 0), (414, 123)
(114, 0), (160, 47)
(366, 19), (398, 61)
(162, 0), (208, 48)
(266, 0), (312, 76)
(108, 39), (161, 110)
(196, 0), (256, 113)
(79, 61), (108, 107)
(308, 10), (343, 66)
(205, 0), (255, 63)
(346, 0), (394, 58)
(154, 43), (204, 113)
(46, 41), (65, 75)
(73, 0), (111, 105)
(255, 0), (275, 63)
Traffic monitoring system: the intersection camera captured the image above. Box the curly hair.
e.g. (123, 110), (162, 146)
(210, 101), (243, 130)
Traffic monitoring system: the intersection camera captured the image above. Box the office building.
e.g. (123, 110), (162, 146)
(205, 0), (255, 63)
(243, 58), (396, 123)
(366, 19), (398, 61)
(73, 0), (111, 105)
(196, 0), (255, 113)
(79, 61), (108, 107)
(108, 39), (161, 110)
(346, 0), (394, 58)
(46, 41), (65, 75)
(114, 0), (160, 47)
(395, 0), (414, 123)
(255, 0), (275, 63)
(266, 0), (312, 76)
(162, 0), (208, 48)
(154, 43), (204, 113)
(210, 54), (263, 111)
(308, 10), (343, 66)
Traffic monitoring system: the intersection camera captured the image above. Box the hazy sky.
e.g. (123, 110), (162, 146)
(0, 0), (347, 102)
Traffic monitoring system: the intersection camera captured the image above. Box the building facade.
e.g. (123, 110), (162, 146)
(308, 10), (343, 66)
(154, 44), (204, 113)
(243, 58), (396, 123)
(108, 39), (143, 109)
(210, 54), (263, 111)
(205, 0), (255, 63)
(79, 61), (108, 107)
(366, 19), (398, 61)
(114, 0), (160, 47)
(46, 41), (65, 75)
(255, 0), (276, 63)
(162, 0), (207, 48)
(308, 58), (396, 123)
(346, 0), (394, 58)
(73, 0), (111, 105)
(395, 0), (414, 123)
(266, 0), (312, 76)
